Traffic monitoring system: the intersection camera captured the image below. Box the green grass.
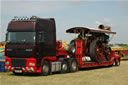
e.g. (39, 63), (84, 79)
(120, 45), (128, 48)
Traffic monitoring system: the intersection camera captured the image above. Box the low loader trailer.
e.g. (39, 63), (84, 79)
(5, 16), (120, 76)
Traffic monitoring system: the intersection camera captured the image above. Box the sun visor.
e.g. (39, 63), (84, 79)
(7, 21), (36, 32)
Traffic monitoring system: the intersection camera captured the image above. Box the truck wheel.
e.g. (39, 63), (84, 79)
(41, 61), (50, 76)
(61, 60), (69, 73)
(116, 59), (120, 66)
(70, 59), (78, 72)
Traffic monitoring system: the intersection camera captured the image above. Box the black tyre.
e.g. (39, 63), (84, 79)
(116, 59), (120, 66)
(112, 59), (116, 66)
(105, 47), (112, 61)
(61, 60), (69, 73)
(70, 40), (75, 44)
(90, 39), (97, 61)
(41, 61), (50, 76)
(90, 39), (106, 62)
(70, 59), (78, 72)
(68, 40), (76, 54)
(90, 39), (100, 62)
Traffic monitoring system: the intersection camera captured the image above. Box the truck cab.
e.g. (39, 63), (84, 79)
(6, 16), (56, 57)
(5, 16), (58, 75)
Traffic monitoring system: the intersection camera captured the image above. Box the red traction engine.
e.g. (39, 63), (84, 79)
(67, 26), (116, 63)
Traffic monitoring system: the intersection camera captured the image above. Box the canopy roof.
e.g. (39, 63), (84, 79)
(66, 27), (116, 34)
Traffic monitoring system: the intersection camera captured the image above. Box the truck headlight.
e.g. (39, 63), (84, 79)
(5, 61), (9, 65)
(29, 63), (35, 66)
(67, 55), (70, 58)
(25, 49), (32, 51)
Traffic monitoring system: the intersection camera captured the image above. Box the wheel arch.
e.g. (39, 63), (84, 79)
(41, 58), (51, 66)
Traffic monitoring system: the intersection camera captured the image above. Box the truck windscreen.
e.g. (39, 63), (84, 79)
(7, 32), (35, 44)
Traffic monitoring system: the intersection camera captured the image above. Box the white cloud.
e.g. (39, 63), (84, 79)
(95, 18), (112, 26)
(103, 18), (111, 25)
(96, 21), (102, 25)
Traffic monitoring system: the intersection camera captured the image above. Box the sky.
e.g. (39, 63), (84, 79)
(0, 0), (128, 44)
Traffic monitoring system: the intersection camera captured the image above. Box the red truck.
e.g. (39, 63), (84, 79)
(5, 16), (120, 76)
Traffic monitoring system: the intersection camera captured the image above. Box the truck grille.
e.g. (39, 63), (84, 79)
(11, 59), (26, 67)
(6, 48), (33, 57)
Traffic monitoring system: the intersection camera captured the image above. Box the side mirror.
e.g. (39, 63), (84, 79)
(6, 33), (8, 41)
(37, 31), (45, 44)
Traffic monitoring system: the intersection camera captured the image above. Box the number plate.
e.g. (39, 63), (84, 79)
(14, 70), (22, 73)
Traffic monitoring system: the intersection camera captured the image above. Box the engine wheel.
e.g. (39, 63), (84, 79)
(90, 39), (105, 62)
(70, 59), (78, 72)
(68, 40), (76, 54)
(104, 47), (112, 61)
(61, 60), (69, 73)
(41, 61), (50, 76)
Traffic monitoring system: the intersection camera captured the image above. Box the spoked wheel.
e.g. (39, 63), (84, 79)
(61, 60), (69, 73)
(41, 61), (50, 76)
(95, 44), (105, 61)
(70, 59), (78, 72)
(105, 47), (112, 61)
(90, 39), (105, 62)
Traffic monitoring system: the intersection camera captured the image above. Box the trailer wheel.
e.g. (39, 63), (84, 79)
(41, 61), (50, 76)
(61, 60), (69, 73)
(116, 59), (120, 66)
(112, 59), (116, 66)
(70, 59), (78, 72)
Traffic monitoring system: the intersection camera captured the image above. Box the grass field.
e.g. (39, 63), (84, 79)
(0, 61), (128, 85)
(120, 46), (128, 48)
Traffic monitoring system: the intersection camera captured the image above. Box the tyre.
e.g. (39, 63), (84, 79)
(116, 59), (120, 66)
(70, 40), (75, 44)
(41, 60), (50, 76)
(61, 60), (69, 73)
(89, 39), (105, 62)
(68, 40), (76, 54)
(112, 59), (116, 66)
(70, 59), (78, 72)
(105, 47), (112, 61)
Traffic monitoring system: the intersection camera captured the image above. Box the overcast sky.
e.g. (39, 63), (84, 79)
(0, 0), (128, 44)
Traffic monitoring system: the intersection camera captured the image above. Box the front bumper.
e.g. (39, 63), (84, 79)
(5, 66), (37, 73)
(5, 57), (41, 73)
